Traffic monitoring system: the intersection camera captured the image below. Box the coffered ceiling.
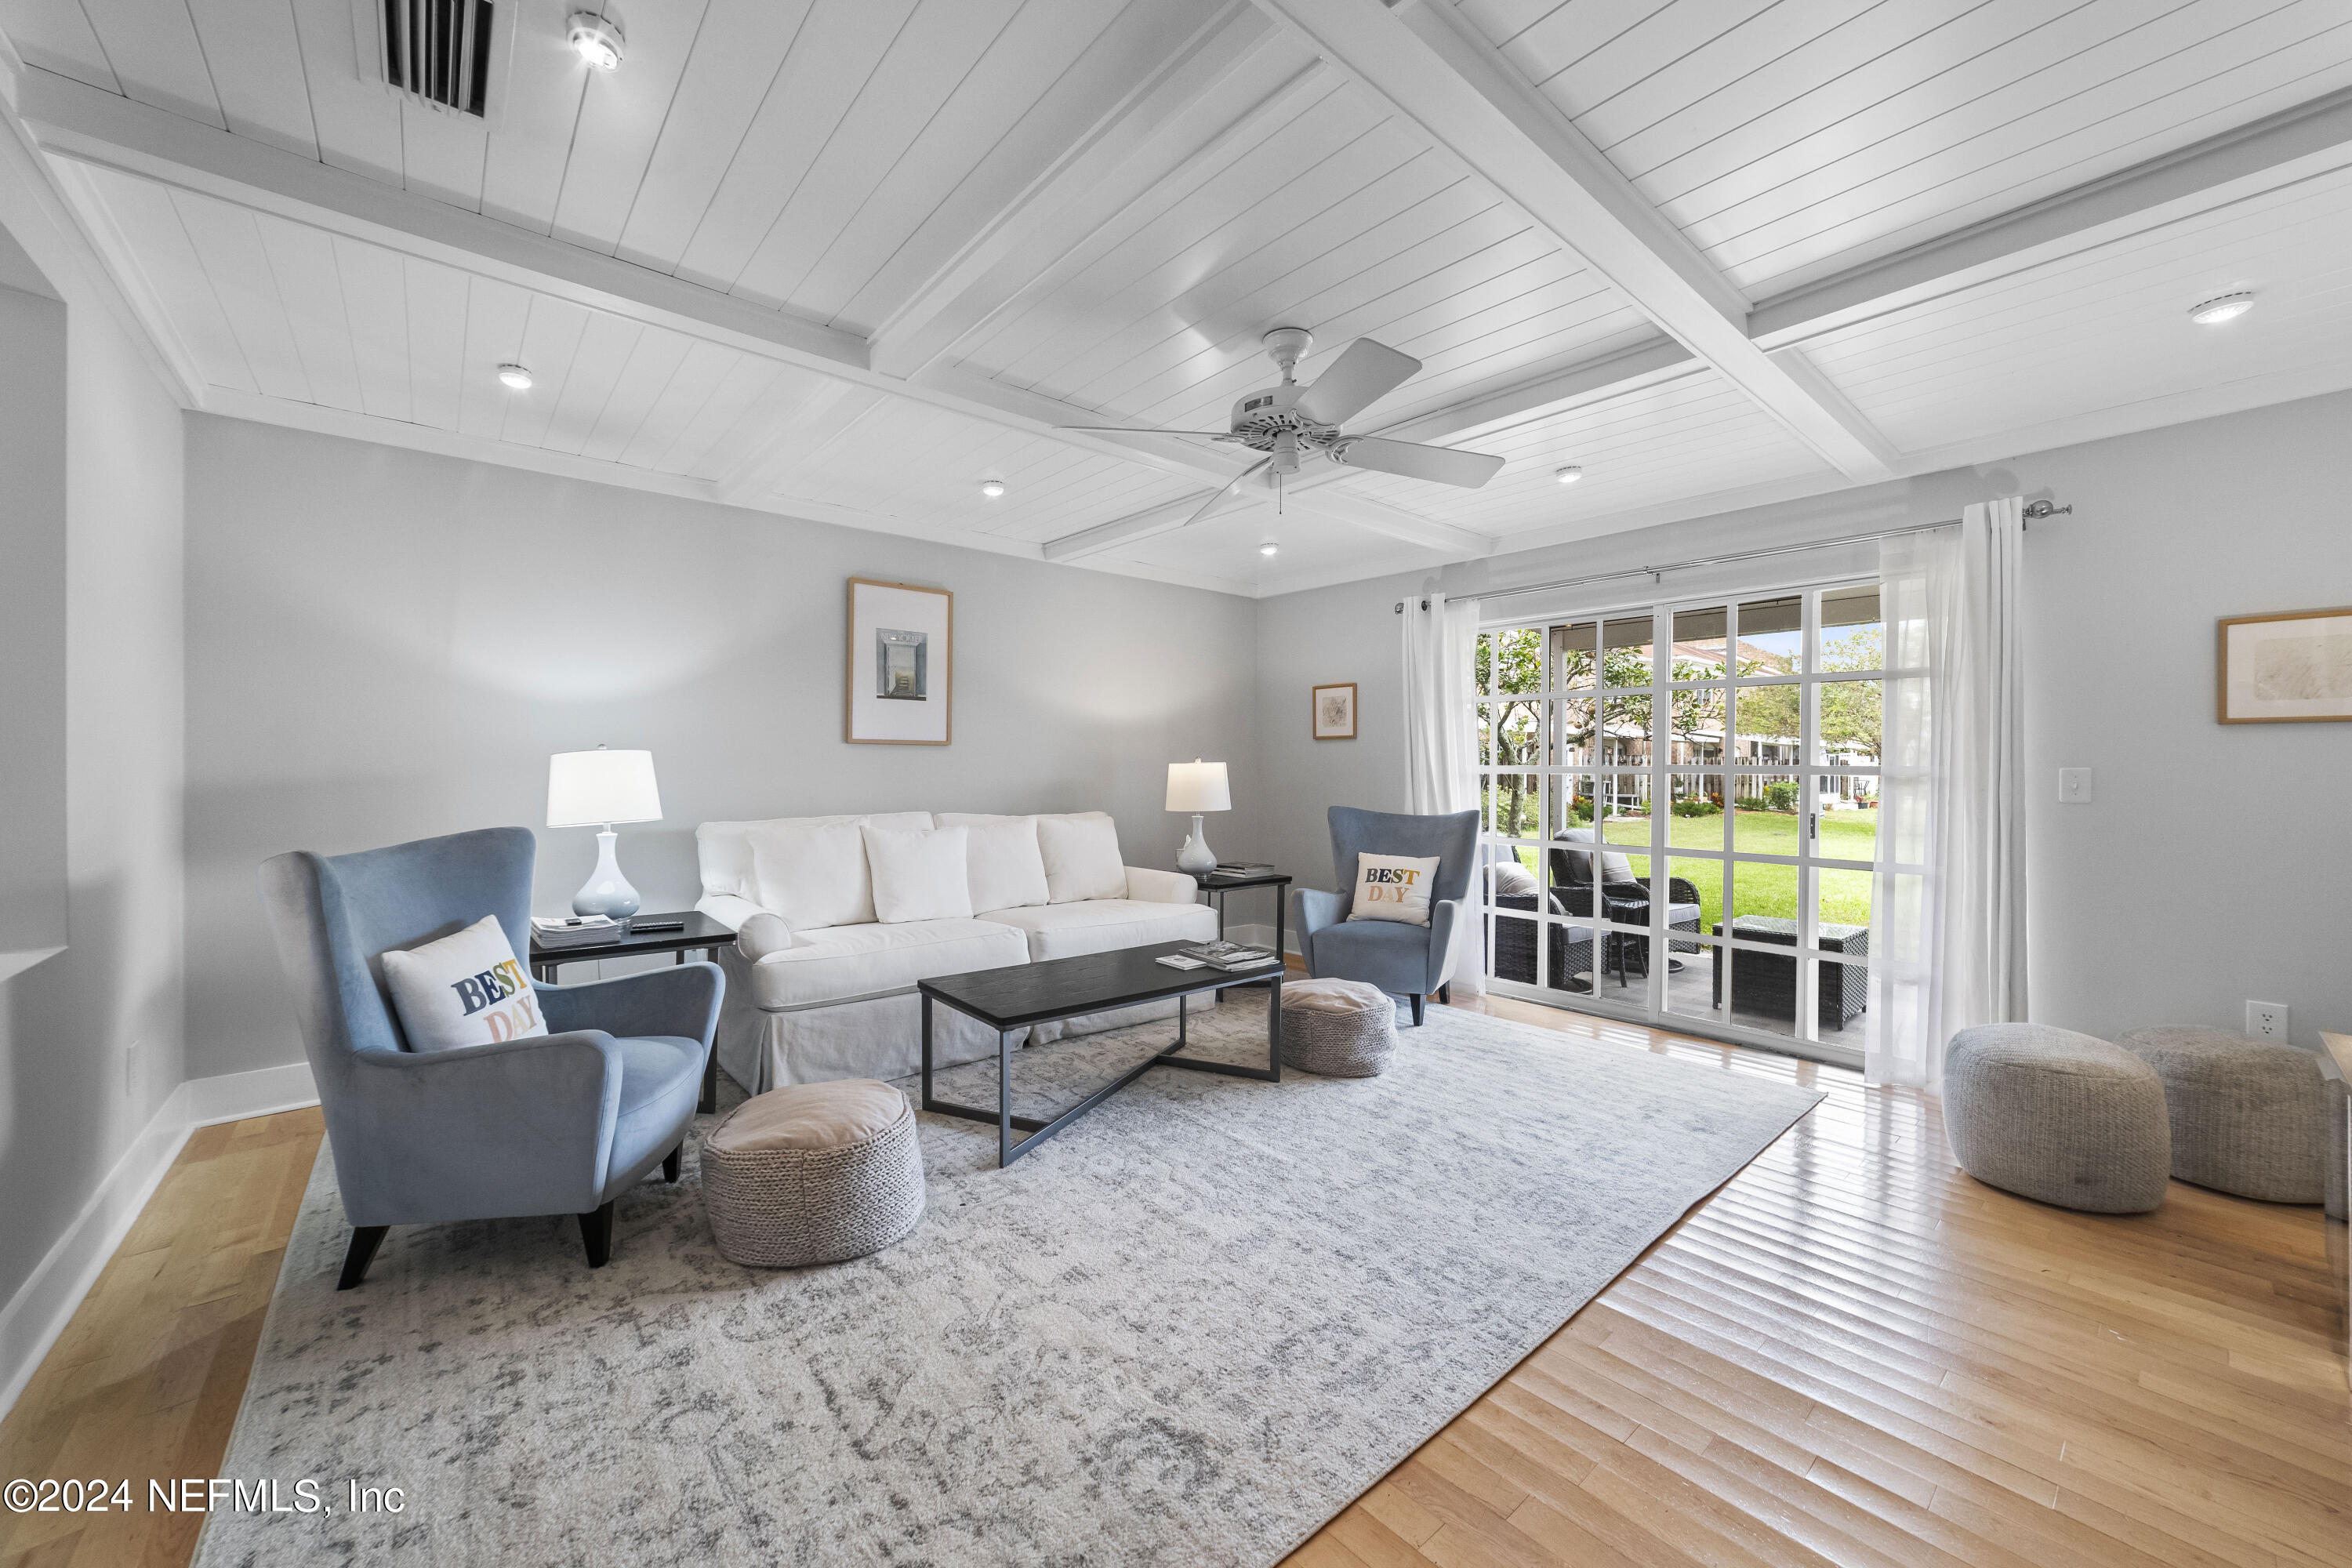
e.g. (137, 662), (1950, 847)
(4, 0), (2351, 596)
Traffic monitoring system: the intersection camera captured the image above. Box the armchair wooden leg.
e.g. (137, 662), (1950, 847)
(337, 1225), (388, 1290)
(662, 1142), (683, 1183)
(579, 1200), (615, 1269)
(1409, 993), (1426, 1026)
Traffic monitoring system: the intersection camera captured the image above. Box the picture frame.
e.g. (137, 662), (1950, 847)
(847, 577), (953, 745)
(2217, 606), (2352, 724)
(1312, 681), (1357, 740)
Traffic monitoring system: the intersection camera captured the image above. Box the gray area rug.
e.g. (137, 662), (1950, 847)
(198, 998), (1820, 1567)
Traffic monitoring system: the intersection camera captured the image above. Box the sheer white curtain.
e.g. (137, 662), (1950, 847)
(1402, 595), (1485, 993)
(1870, 498), (2030, 1087)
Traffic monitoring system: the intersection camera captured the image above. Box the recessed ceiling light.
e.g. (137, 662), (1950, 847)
(568, 11), (626, 71)
(1258, 540), (1279, 557)
(2187, 292), (2254, 325)
(1554, 464), (1583, 484)
(496, 362), (533, 391)
(979, 479), (1006, 499)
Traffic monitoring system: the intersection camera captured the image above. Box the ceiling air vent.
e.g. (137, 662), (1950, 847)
(358, 0), (515, 122)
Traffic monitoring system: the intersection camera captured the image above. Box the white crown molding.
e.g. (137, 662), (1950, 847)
(197, 386), (1267, 597)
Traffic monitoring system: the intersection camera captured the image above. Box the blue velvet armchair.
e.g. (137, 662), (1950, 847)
(260, 827), (721, 1287)
(1288, 807), (1479, 1025)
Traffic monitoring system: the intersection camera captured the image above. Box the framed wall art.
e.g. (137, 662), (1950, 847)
(847, 578), (953, 745)
(2218, 606), (2352, 724)
(1312, 682), (1357, 740)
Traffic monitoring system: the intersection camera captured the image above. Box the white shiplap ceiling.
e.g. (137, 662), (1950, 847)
(6, 0), (2352, 596)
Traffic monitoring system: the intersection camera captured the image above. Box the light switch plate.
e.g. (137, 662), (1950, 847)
(2058, 768), (2093, 803)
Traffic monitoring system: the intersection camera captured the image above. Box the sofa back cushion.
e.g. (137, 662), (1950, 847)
(750, 822), (875, 929)
(862, 824), (975, 924)
(1035, 812), (1127, 902)
(936, 813), (1051, 912)
(701, 812), (929, 904)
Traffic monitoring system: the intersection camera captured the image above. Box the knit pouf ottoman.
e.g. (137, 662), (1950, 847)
(701, 1080), (924, 1267)
(1280, 978), (1397, 1076)
(1944, 1024), (2171, 1214)
(2118, 1027), (2331, 1208)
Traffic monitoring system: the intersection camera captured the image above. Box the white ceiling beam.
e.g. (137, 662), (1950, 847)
(1253, 0), (1895, 483)
(871, 3), (1299, 379)
(1041, 497), (1207, 562)
(18, 67), (871, 376)
(1749, 82), (2352, 347)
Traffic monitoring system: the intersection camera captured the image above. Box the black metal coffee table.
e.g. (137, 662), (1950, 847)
(917, 941), (1284, 1167)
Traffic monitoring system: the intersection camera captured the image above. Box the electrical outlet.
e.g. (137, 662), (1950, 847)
(2057, 768), (2093, 804)
(2245, 1000), (2289, 1041)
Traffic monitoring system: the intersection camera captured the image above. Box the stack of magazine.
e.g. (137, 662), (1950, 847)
(1156, 940), (1280, 972)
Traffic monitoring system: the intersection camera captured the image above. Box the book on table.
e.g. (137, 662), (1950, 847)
(1213, 862), (1276, 875)
(1181, 940), (1280, 971)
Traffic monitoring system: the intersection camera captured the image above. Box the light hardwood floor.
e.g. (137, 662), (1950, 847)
(1, 999), (2343, 1568)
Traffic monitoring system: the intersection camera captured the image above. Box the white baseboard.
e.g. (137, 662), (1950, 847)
(0, 1058), (320, 1421)
(185, 1058), (319, 1127)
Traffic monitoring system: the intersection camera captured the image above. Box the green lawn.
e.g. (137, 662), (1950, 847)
(1508, 809), (1878, 936)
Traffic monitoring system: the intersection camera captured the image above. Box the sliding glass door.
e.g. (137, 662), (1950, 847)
(1475, 578), (1904, 1065)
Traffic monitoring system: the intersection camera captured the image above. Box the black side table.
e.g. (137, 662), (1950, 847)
(1195, 869), (1293, 988)
(529, 910), (733, 1112)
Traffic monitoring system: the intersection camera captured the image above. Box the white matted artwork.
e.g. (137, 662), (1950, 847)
(847, 577), (953, 745)
(1312, 682), (1357, 739)
(2219, 607), (2352, 724)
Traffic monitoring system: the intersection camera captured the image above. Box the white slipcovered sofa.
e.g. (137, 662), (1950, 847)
(694, 811), (1217, 1092)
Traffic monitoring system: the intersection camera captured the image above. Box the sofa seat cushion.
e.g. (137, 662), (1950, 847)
(744, 918), (1029, 1011)
(977, 898), (1216, 962)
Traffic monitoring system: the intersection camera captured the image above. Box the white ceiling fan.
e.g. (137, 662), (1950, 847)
(1062, 328), (1506, 528)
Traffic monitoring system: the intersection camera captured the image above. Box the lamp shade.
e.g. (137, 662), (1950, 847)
(546, 748), (662, 827)
(1165, 759), (1231, 814)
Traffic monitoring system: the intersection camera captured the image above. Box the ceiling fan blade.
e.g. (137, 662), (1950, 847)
(1180, 458), (1271, 528)
(1329, 437), (1505, 488)
(1058, 426), (1237, 438)
(1294, 338), (1421, 426)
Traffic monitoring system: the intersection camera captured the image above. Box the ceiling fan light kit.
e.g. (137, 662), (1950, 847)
(1058, 325), (1507, 530)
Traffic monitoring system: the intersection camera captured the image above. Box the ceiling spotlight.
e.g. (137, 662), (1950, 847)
(567, 11), (626, 71)
(1554, 464), (1583, 484)
(1258, 540), (1279, 557)
(2187, 292), (2254, 325)
(979, 479), (1006, 499)
(496, 362), (533, 391)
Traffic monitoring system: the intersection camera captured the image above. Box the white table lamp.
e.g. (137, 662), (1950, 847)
(1166, 759), (1231, 877)
(547, 746), (662, 918)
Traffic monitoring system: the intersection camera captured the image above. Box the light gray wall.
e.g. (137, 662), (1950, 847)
(0, 258), (189, 1311)
(0, 284), (67, 956)
(182, 419), (1265, 1078)
(1258, 393), (2352, 1052)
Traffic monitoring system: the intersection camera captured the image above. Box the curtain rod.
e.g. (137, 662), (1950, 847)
(1392, 500), (2068, 612)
